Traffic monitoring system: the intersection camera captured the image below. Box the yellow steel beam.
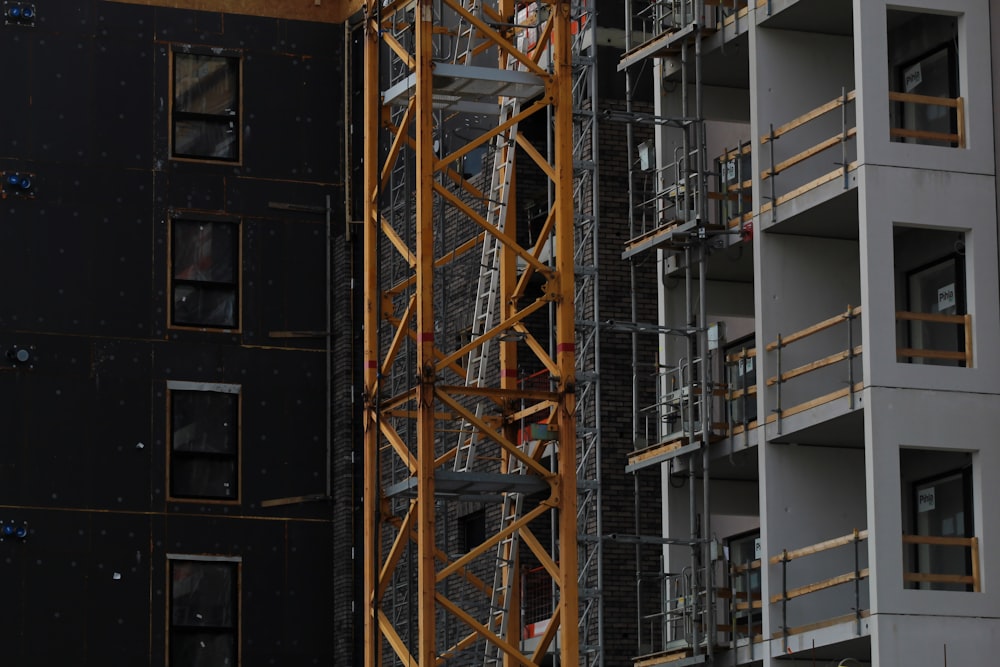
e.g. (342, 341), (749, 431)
(413, 7), (438, 667)
(551, 4), (580, 665)
(361, 3), (380, 666)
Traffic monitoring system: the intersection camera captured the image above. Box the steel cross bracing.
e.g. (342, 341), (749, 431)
(362, 3), (581, 667)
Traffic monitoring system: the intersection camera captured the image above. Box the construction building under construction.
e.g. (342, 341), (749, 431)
(1, 1), (998, 666)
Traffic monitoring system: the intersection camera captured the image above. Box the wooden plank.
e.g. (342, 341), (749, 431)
(628, 439), (687, 465)
(971, 536), (981, 592)
(726, 348), (758, 362)
(903, 572), (974, 585)
(734, 600), (764, 611)
(771, 569), (870, 603)
(770, 530), (868, 564)
(729, 420), (757, 436)
(766, 306), (861, 351)
(896, 310), (966, 324)
(901, 534), (974, 547)
(774, 610), (871, 639)
(957, 97), (966, 148)
(896, 348), (968, 361)
(964, 313), (974, 366)
(634, 649), (693, 667)
(890, 127), (960, 144)
(731, 559), (761, 575)
(727, 385), (757, 400)
(767, 345), (862, 386)
(763, 383), (863, 423)
(762, 91), (856, 143)
(889, 90), (961, 108)
(762, 128), (857, 180)
(758, 163), (858, 214)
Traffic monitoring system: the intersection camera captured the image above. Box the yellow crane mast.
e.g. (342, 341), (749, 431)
(362, 1), (580, 666)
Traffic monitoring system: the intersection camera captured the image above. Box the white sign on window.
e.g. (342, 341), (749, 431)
(904, 63), (923, 92)
(753, 538), (761, 561)
(938, 283), (956, 311)
(918, 486), (936, 513)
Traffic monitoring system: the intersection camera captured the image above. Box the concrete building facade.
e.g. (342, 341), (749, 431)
(620, 1), (1000, 665)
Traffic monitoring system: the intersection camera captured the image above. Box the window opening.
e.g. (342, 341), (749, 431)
(893, 226), (969, 367)
(168, 382), (240, 501)
(169, 556), (240, 667)
(173, 50), (241, 161)
(887, 10), (962, 147)
(900, 449), (976, 592)
(171, 217), (240, 330)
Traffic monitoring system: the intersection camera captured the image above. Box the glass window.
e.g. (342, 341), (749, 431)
(171, 218), (239, 330)
(169, 383), (240, 501)
(900, 449), (976, 592)
(173, 51), (241, 161)
(169, 558), (239, 667)
(892, 226), (969, 367)
(887, 11), (961, 147)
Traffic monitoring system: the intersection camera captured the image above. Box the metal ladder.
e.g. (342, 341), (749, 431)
(453, 24), (525, 475)
(484, 445), (528, 667)
(452, 0), (482, 65)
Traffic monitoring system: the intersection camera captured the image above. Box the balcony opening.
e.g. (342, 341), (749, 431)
(892, 226), (970, 367)
(899, 448), (978, 592)
(887, 9), (963, 148)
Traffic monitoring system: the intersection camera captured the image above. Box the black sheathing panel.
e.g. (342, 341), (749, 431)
(0, 1), (344, 664)
(243, 216), (327, 347)
(0, 34), (32, 157)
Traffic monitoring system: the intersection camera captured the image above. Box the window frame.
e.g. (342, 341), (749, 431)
(170, 45), (243, 164)
(168, 213), (242, 333)
(166, 380), (242, 504)
(167, 554), (241, 667)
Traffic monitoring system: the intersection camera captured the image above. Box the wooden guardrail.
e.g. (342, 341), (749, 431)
(902, 534), (980, 592)
(889, 91), (965, 148)
(765, 306), (862, 428)
(770, 529), (869, 649)
(896, 311), (972, 367)
(760, 89), (856, 217)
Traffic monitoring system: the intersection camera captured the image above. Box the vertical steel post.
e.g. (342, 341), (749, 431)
(552, 4), (581, 665)
(847, 306), (855, 410)
(774, 333), (782, 436)
(362, 4), (381, 667)
(841, 86), (849, 190)
(413, 5), (438, 665)
(854, 529), (861, 636)
(768, 124), (776, 225)
(781, 550), (788, 654)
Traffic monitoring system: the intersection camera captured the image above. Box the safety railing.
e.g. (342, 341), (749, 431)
(766, 306), (862, 431)
(770, 529), (869, 651)
(715, 141), (753, 237)
(725, 345), (757, 437)
(726, 558), (762, 648)
(637, 566), (713, 658)
(760, 88), (857, 220)
(636, 355), (727, 451)
(896, 311), (973, 367)
(889, 91), (965, 148)
(902, 534), (981, 592)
